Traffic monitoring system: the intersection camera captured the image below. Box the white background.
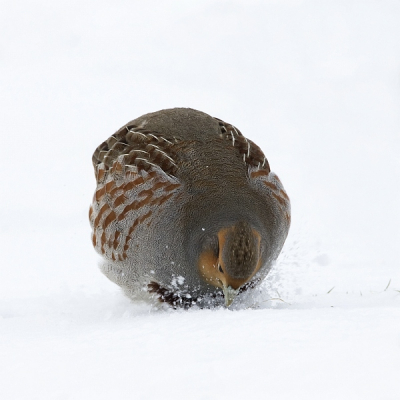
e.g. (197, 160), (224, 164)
(1, 1), (399, 399)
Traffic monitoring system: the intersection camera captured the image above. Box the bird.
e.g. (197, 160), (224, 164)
(89, 108), (290, 308)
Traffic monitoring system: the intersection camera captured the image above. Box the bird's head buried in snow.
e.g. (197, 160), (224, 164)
(198, 221), (262, 306)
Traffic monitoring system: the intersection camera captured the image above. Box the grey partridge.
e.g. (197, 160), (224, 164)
(89, 108), (290, 308)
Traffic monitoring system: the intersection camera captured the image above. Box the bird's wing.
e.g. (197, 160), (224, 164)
(89, 124), (181, 262)
(215, 118), (291, 225)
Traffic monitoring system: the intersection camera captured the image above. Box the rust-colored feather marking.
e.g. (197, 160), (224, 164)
(272, 191), (286, 206)
(280, 189), (289, 200)
(94, 203), (110, 227)
(113, 194), (126, 208)
(164, 183), (181, 192)
(100, 231), (106, 254)
(263, 181), (279, 191)
(102, 211), (116, 230)
(117, 202), (135, 221)
(109, 185), (121, 198)
(124, 176), (145, 192)
(111, 161), (123, 174)
(96, 166), (106, 182)
(250, 169), (269, 179)
(138, 188), (154, 197)
(105, 181), (115, 193)
(113, 231), (120, 250)
(95, 186), (106, 201)
(152, 181), (167, 191)
(155, 191), (175, 206)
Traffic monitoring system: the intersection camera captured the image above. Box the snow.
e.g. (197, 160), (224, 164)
(2, 291), (400, 399)
(1, 1), (400, 399)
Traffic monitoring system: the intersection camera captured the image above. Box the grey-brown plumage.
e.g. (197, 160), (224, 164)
(89, 108), (290, 308)
(223, 221), (258, 280)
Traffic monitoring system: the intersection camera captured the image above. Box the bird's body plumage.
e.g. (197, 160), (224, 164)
(89, 108), (290, 307)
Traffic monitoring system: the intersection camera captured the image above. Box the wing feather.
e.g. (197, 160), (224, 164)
(90, 124), (182, 262)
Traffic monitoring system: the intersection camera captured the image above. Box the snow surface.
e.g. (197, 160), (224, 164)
(1, 1), (400, 399)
